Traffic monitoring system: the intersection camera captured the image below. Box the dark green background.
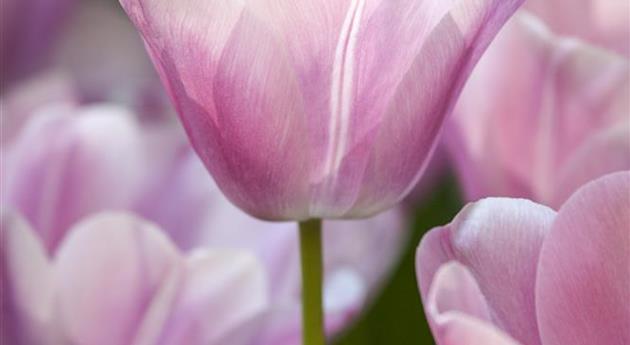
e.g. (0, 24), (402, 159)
(333, 176), (462, 345)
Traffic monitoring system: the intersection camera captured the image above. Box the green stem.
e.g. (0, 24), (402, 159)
(299, 219), (325, 345)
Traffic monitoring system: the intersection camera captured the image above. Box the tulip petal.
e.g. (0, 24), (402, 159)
(536, 171), (630, 345)
(53, 213), (181, 345)
(157, 250), (268, 345)
(447, 12), (629, 205)
(134, 149), (217, 250)
(2, 105), (146, 252)
(0, 210), (53, 344)
(350, 0), (525, 216)
(426, 262), (521, 345)
(552, 124), (630, 206)
(416, 198), (555, 345)
(120, 0), (314, 220)
(447, 13), (554, 201)
(542, 42), (629, 204)
(210, 9), (312, 219)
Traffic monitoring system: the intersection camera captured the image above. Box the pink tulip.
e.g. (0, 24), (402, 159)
(1, 210), (268, 345)
(118, 0), (524, 220)
(2, 101), (405, 344)
(447, 13), (630, 207)
(416, 171), (630, 345)
(525, 0), (630, 56)
(1, 104), (147, 252)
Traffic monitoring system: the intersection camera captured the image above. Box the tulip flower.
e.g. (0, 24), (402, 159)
(119, 2), (523, 342)
(1, 104), (147, 252)
(1, 0), (75, 87)
(1, 101), (405, 344)
(416, 171), (630, 345)
(447, 13), (630, 207)
(1, 210), (268, 345)
(119, 0), (524, 221)
(526, 0), (630, 56)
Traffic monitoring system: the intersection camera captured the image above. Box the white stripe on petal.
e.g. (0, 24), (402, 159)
(324, 0), (365, 178)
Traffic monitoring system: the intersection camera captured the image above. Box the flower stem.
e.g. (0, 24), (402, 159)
(299, 219), (325, 345)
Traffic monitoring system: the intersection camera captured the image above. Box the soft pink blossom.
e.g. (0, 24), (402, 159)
(1, 210), (268, 345)
(416, 171), (630, 345)
(1, 101), (405, 344)
(447, 13), (630, 207)
(118, 0), (524, 220)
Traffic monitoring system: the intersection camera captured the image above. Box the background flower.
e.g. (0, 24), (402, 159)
(416, 171), (630, 345)
(1, 210), (268, 345)
(446, 12), (629, 207)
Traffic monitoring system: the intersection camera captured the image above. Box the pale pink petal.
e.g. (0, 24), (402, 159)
(120, 0), (313, 220)
(209, 10), (313, 219)
(53, 213), (181, 345)
(425, 262), (521, 345)
(447, 11), (629, 205)
(157, 250), (268, 345)
(134, 149), (216, 250)
(2, 105), (146, 252)
(536, 171), (630, 345)
(349, 0), (525, 216)
(447, 13), (554, 201)
(416, 198), (555, 345)
(0, 210), (53, 344)
(543, 42), (629, 204)
(552, 124), (630, 206)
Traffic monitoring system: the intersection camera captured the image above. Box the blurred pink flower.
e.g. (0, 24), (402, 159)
(1, 0), (75, 87)
(119, 0), (524, 220)
(416, 171), (630, 345)
(447, 13), (630, 207)
(1, 102), (405, 344)
(0, 72), (77, 146)
(526, 0), (630, 56)
(1, 210), (268, 345)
